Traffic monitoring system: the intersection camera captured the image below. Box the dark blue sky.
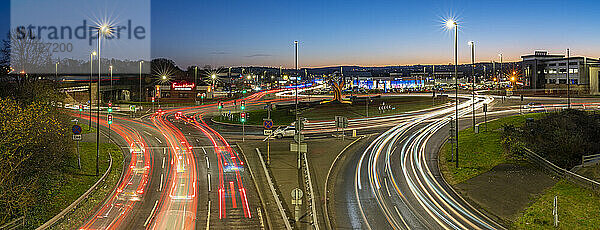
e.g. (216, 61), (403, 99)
(3, 0), (600, 68)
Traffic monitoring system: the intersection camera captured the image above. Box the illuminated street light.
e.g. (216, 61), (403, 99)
(444, 18), (459, 168)
(468, 40), (476, 131)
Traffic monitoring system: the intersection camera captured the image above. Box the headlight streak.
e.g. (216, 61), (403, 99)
(355, 95), (504, 229)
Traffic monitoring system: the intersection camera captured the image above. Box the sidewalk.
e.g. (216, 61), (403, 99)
(238, 136), (365, 229)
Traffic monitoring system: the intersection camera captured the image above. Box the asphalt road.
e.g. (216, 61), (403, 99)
(332, 95), (507, 229)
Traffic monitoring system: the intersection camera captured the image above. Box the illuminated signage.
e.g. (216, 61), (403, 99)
(171, 82), (195, 91)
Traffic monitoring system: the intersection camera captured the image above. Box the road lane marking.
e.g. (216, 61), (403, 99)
(201, 147), (207, 155)
(207, 174), (211, 192)
(206, 200), (211, 230)
(155, 136), (162, 144)
(143, 200), (159, 227)
(159, 173), (163, 191)
(162, 156), (165, 169)
(206, 156), (210, 169)
(143, 130), (152, 136)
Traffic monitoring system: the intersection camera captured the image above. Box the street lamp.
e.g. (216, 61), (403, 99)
(212, 74), (217, 87)
(88, 51), (97, 130)
(55, 62), (59, 80)
(445, 18), (459, 168)
(139, 61), (144, 102)
(96, 24), (111, 176)
(468, 41), (476, 131)
(109, 65), (113, 102)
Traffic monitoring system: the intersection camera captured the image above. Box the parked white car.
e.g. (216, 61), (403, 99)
(272, 126), (296, 139)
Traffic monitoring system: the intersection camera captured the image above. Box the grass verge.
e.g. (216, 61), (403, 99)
(216, 96), (447, 126)
(440, 112), (545, 185)
(513, 180), (600, 229)
(41, 142), (123, 229)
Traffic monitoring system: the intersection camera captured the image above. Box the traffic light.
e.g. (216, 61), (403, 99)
(79, 105), (83, 112)
(241, 101), (246, 110)
(218, 101), (223, 109)
(107, 102), (113, 113)
(242, 90), (247, 94)
(107, 114), (113, 124)
(240, 112), (246, 123)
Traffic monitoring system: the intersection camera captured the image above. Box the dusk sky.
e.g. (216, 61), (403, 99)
(2, 0), (599, 69)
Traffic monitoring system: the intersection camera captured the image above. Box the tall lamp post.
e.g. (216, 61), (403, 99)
(109, 65), (113, 102)
(446, 19), (459, 168)
(468, 41), (476, 131)
(567, 48), (571, 109)
(294, 40), (300, 169)
(96, 25), (111, 176)
(55, 62), (59, 80)
(194, 66), (198, 103)
(89, 51), (96, 130)
(139, 61), (144, 102)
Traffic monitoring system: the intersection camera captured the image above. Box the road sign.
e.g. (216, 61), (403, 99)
(296, 117), (305, 130)
(72, 125), (82, 134)
(72, 134), (82, 141)
(291, 188), (303, 200)
(129, 105), (136, 111)
(335, 116), (349, 128)
(290, 143), (307, 153)
(294, 134), (305, 143)
(263, 130), (273, 136)
(263, 119), (273, 129)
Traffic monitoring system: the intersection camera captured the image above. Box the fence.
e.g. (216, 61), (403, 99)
(523, 148), (600, 194)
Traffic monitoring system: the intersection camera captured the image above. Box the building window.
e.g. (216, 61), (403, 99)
(559, 68), (567, 73)
(559, 79), (567, 84)
(569, 68), (578, 74)
(549, 63), (557, 66)
(569, 62), (578, 66)
(547, 79), (552, 84)
(559, 63), (566, 66)
(549, 69), (557, 74)
(571, 79), (578, 85)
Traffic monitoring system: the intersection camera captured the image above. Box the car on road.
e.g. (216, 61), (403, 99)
(524, 102), (543, 109)
(272, 126), (296, 139)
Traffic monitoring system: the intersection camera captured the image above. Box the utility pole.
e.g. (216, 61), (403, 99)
(294, 40), (300, 169)
(469, 41), (476, 131)
(567, 48), (571, 109)
(96, 29), (102, 176)
(194, 66), (198, 104)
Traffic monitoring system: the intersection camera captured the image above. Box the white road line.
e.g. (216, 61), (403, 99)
(206, 200), (211, 230)
(155, 136), (162, 144)
(201, 147), (207, 155)
(393, 205), (402, 220)
(143, 130), (153, 136)
(162, 157), (165, 169)
(206, 156), (210, 169)
(144, 200), (159, 227)
(159, 174), (163, 191)
(207, 174), (211, 192)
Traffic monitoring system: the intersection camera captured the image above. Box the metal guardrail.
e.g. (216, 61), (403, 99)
(301, 152), (319, 230)
(523, 148), (600, 194)
(255, 148), (293, 230)
(36, 131), (115, 230)
(582, 154), (600, 167)
(0, 216), (24, 230)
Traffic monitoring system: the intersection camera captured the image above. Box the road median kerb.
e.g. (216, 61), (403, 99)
(210, 116), (263, 128)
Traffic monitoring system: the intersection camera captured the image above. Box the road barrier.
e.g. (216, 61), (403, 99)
(582, 153), (600, 167)
(301, 152), (319, 230)
(37, 130), (116, 230)
(523, 148), (600, 194)
(0, 216), (24, 230)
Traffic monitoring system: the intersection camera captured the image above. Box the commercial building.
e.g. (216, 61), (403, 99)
(521, 50), (600, 94)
